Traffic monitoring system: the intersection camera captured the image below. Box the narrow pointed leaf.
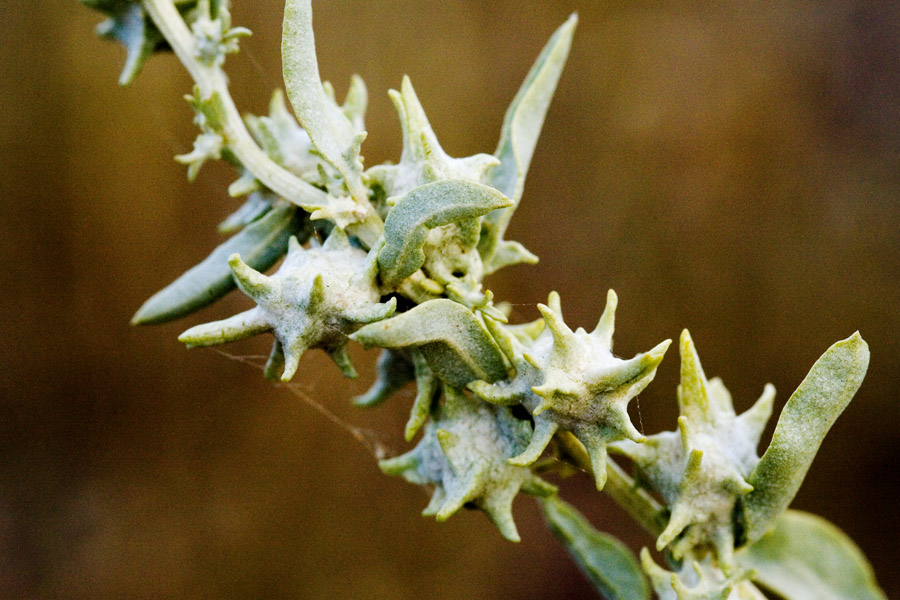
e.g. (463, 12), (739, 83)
(218, 192), (273, 233)
(737, 510), (886, 600)
(490, 13), (577, 201)
(352, 349), (414, 408)
(282, 0), (366, 200)
(741, 333), (869, 543)
(480, 14), (577, 270)
(132, 205), (304, 325)
(540, 496), (650, 600)
(350, 299), (507, 387)
(378, 179), (512, 288)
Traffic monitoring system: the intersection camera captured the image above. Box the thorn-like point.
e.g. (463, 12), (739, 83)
(537, 303), (574, 347)
(228, 253), (271, 298)
(591, 289), (618, 348)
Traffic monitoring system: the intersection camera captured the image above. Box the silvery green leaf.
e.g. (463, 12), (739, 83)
(540, 495), (650, 600)
(377, 179), (512, 288)
(737, 510), (886, 600)
(480, 14), (577, 273)
(350, 299), (507, 387)
(740, 333), (869, 544)
(218, 191), (273, 233)
(352, 349), (414, 408)
(282, 0), (367, 201)
(90, 1), (164, 86)
(132, 204), (306, 325)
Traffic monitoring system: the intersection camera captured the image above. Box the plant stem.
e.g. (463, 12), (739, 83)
(140, 0), (384, 248)
(556, 431), (666, 538)
(604, 459), (666, 538)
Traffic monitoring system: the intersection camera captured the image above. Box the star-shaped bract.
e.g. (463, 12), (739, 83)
(367, 76), (499, 200)
(613, 330), (774, 566)
(366, 77), (501, 288)
(468, 290), (671, 490)
(379, 386), (556, 541)
(178, 228), (396, 381)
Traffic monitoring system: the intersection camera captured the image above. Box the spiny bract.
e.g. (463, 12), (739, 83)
(469, 290), (671, 489)
(613, 330), (774, 566)
(178, 228), (395, 381)
(379, 386), (557, 542)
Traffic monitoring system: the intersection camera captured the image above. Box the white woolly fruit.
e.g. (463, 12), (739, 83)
(379, 386), (556, 542)
(468, 290), (671, 490)
(178, 227), (396, 381)
(612, 330), (775, 568)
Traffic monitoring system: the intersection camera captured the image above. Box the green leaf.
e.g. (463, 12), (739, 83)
(282, 0), (367, 201)
(738, 510), (886, 600)
(490, 13), (577, 202)
(740, 333), (869, 543)
(350, 299), (507, 387)
(352, 349), (414, 408)
(81, 0), (200, 85)
(378, 180), (512, 288)
(131, 204), (307, 325)
(217, 191), (273, 234)
(480, 14), (577, 273)
(540, 496), (650, 600)
(92, 1), (165, 86)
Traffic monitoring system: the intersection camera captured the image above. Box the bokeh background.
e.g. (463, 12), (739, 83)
(2, 1), (899, 598)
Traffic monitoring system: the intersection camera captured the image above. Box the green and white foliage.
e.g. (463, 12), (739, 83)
(282, 0), (368, 205)
(80, 0), (195, 85)
(738, 333), (869, 545)
(179, 228), (395, 381)
(480, 14), (577, 274)
(379, 386), (556, 542)
(81, 0), (886, 597)
(612, 330), (774, 566)
(366, 76), (500, 202)
(469, 290), (671, 490)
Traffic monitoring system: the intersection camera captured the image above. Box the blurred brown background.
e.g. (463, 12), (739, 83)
(2, 0), (899, 598)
